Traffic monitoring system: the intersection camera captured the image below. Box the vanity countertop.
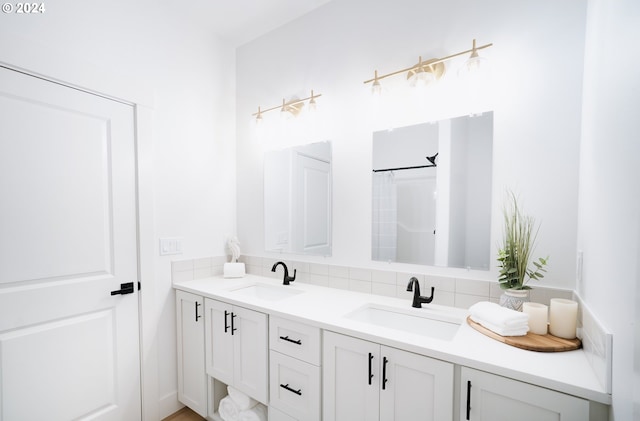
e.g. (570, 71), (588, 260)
(174, 274), (610, 405)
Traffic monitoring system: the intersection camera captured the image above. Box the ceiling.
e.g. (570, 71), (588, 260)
(161, 0), (333, 47)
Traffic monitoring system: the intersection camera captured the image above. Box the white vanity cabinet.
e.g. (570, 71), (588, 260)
(460, 367), (589, 421)
(268, 316), (322, 421)
(175, 290), (207, 417)
(323, 331), (454, 421)
(204, 298), (269, 404)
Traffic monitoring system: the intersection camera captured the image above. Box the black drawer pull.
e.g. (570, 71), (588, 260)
(280, 383), (302, 396)
(368, 352), (373, 385)
(279, 335), (302, 345)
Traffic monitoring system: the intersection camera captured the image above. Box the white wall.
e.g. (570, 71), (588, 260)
(236, 0), (587, 287)
(578, 0), (640, 418)
(0, 2), (236, 418)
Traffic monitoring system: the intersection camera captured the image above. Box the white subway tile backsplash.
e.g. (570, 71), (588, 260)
(372, 282), (396, 298)
(194, 266), (213, 280)
(307, 273), (330, 287)
(172, 268), (193, 284)
(432, 290), (455, 307)
(574, 292), (612, 394)
(309, 263), (329, 276)
(349, 267), (372, 282)
(349, 278), (372, 294)
(372, 269), (396, 285)
(426, 275), (456, 292)
(328, 276), (349, 290)
(329, 265), (349, 278)
(454, 293), (486, 309)
(171, 259), (193, 272)
(455, 278), (490, 296)
(193, 257), (212, 269)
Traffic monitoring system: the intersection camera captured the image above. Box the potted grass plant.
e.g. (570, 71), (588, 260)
(496, 191), (548, 311)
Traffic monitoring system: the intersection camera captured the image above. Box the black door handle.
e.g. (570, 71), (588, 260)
(111, 282), (134, 295)
(382, 356), (388, 390)
(231, 312), (237, 335)
(195, 302), (201, 322)
(224, 310), (230, 333)
(368, 353), (374, 385)
(466, 380), (472, 420)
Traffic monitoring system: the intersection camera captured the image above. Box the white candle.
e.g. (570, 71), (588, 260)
(523, 302), (548, 335)
(549, 298), (578, 339)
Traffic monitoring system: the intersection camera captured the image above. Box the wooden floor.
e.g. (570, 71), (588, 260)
(161, 407), (206, 421)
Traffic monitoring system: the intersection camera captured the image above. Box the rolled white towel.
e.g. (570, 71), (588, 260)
(469, 301), (529, 328)
(218, 395), (240, 421)
(227, 385), (258, 411)
(238, 403), (267, 421)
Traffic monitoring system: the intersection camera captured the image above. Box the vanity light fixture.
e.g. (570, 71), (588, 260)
(363, 39), (493, 92)
(252, 90), (322, 122)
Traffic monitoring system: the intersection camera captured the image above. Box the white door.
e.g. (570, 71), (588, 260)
(460, 367), (589, 421)
(379, 346), (453, 421)
(176, 291), (207, 417)
(292, 153), (331, 255)
(323, 332), (380, 421)
(233, 306), (268, 404)
(0, 67), (141, 421)
(205, 299), (235, 385)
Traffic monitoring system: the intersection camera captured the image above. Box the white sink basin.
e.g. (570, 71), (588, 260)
(345, 303), (462, 341)
(229, 284), (304, 301)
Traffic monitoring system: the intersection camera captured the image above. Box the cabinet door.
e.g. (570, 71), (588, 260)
(460, 367), (589, 421)
(323, 331), (380, 421)
(379, 346), (453, 421)
(204, 299), (234, 385)
(233, 305), (269, 404)
(176, 291), (207, 417)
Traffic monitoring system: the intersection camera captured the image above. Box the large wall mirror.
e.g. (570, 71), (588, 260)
(372, 112), (493, 269)
(264, 141), (332, 256)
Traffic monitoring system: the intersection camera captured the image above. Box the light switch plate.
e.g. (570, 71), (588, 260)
(159, 237), (183, 256)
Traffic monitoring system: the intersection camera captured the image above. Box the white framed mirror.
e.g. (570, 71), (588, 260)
(264, 141), (332, 256)
(372, 112), (493, 269)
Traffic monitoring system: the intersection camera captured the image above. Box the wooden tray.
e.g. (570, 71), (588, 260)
(467, 316), (581, 352)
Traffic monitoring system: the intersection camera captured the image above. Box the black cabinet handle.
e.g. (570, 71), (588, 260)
(224, 310), (230, 333)
(231, 312), (237, 335)
(279, 335), (302, 345)
(110, 282), (134, 296)
(466, 380), (472, 420)
(382, 356), (388, 390)
(280, 383), (302, 396)
(195, 302), (201, 322)
(368, 353), (374, 385)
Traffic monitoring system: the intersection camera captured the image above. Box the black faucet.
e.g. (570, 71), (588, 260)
(406, 277), (434, 308)
(271, 261), (296, 285)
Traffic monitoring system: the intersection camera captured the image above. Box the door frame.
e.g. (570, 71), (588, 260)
(1, 35), (159, 421)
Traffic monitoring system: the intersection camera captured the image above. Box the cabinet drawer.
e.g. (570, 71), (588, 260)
(268, 406), (298, 421)
(269, 316), (321, 365)
(269, 351), (320, 421)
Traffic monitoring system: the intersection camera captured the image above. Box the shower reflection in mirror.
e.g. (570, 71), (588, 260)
(372, 112), (493, 269)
